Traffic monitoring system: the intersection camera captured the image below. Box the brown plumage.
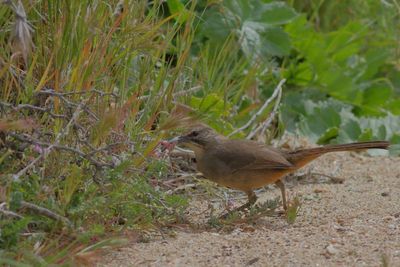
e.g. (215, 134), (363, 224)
(173, 126), (390, 211)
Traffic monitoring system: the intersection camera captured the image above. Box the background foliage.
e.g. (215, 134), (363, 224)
(0, 0), (399, 264)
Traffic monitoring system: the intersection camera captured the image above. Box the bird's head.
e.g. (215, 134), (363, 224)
(170, 125), (220, 152)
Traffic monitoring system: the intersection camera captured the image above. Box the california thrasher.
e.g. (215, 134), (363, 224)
(171, 126), (389, 211)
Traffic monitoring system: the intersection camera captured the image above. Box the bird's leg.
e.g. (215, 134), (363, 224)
(220, 191), (257, 219)
(235, 190), (258, 211)
(246, 190), (257, 207)
(275, 180), (287, 210)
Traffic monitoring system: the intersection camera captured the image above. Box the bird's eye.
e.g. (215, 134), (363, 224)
(189, 131), (199, 137)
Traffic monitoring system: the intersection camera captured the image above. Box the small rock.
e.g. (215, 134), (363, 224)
(333, 224), (347, 232)
(382, 216), (394, 222)
(246, 257), (260, 266)
(381, 192), (389, 197)
(314, 188), (328, 193)
(326, 244), (339, 255)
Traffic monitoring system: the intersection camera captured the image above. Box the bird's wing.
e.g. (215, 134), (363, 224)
(209, 139), (294, 172)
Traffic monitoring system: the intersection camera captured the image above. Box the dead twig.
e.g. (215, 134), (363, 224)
(36, 89), (99, 120)
(20, 201), (71, 226)
(247, 79), (283, 139)
(8, 132), (119, 168)
(37, 88), (118, 98)
(0, 202), (24, 219)
(311, 172), (345, 184)
(12, 99), (88, 181)
(228, 79), (286, 138)
(0, 100), (66, 119)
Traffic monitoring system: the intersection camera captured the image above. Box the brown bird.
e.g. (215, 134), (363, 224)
(171, 125), (389, 211)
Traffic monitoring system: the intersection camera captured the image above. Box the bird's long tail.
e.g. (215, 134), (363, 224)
(288, 141), (390, 167)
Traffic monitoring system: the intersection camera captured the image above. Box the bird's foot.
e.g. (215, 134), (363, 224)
(219, 202), (253, 219)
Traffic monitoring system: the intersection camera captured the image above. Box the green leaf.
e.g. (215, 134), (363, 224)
(358, 128), (373, 141)
(387, 99), (400, 115)
(298, 102), (341, 142)
(199, 0), (296, 59)
(239, 22), (291, 59)
(362, 86), (392, 107)
(167, 0), (190, 23)
(199, 8), (234, 43)
(390, 134), (400, 144)
(360, 49), (390, 80)
(259, 26), (291, 56)
(259, 2), (297, 25)
(337, 119), (362, 143)
(317, 127), (339, 144)
(285, 61), (314, 86)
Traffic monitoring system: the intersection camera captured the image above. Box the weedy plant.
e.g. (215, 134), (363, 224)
(0, 0), (196, 264)
(0, 0), (284, 263)
(0, 0), (399, 264)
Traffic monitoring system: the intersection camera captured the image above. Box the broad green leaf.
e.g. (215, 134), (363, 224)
(387, 99), (400, 115)
(239, 22), (291, 59)
(326, 22), (365, 63)
(167, 0), (190, 24)
(199, 9), (235, 43)
(317, 127), (339, 144)
(189, 93), (230, 115)
(298, 104), (341, 142)
(359, 49), (390, 80)
(362, 86), (392, 107)
(240, 21), (263, 60)
(284, 61), (314, 86)
(259, 2), (297, 25)
(199, 0), (296, 59)
(259, 26), (291, 56)
(336, 119), (362, 143)
(223, 0), (263, 21)
(358, 128), (373, 141)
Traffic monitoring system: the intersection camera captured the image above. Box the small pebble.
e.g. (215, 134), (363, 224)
(326, 244), (339, 255)
(381, 192), (389, 197)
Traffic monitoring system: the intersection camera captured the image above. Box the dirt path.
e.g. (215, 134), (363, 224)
(100, 152), (400, 266)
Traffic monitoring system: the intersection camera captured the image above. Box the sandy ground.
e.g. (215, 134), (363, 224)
(99, 152), (400, 267)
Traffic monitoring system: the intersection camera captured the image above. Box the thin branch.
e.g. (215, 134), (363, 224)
(12, 99), (88, 181)
(228, 79), (286, 137)
(0, 209), (24, 219)
(20, 201), (71, 226)
(172, 85), (202, 97)
(38, 88), (118, 98)
(9, 132), (114, 169)
(247, 79), (283, 139)
(0, 100), (66, 118)
(36, 90), (99, 120)
(311, 172), (345, 184)
(0, 202), (24, 219)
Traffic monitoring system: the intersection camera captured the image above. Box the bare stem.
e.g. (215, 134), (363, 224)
(20, 201), (71, 226)
(228, 79), (286, 138)
(12, 99), (88, 181)
(247, 79), (284, 139)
